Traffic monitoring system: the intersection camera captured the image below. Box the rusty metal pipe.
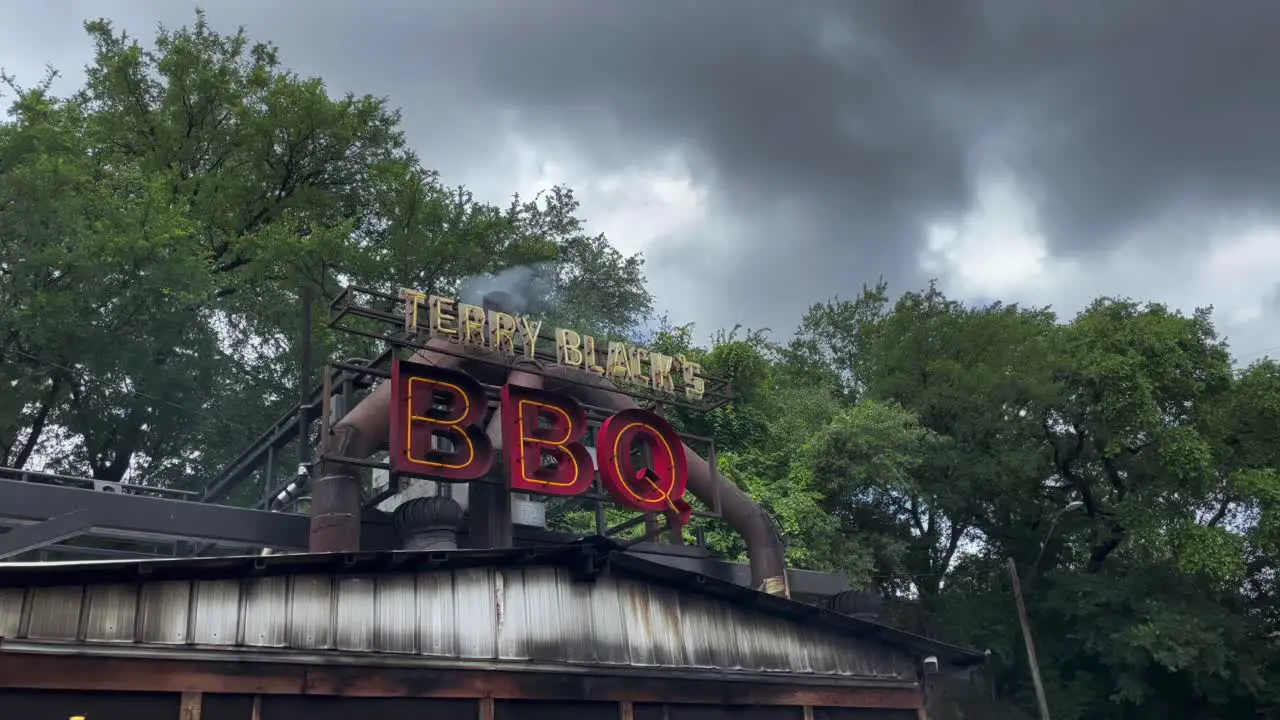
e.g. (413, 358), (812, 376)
(308, 337), (465, 552)
(539, 365), (789, 595)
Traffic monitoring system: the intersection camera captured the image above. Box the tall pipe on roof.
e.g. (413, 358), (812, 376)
(308, 337), (464, 553)
(308, 292), (789, 596)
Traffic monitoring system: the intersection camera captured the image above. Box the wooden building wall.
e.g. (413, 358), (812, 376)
(0, 688), (923, 720)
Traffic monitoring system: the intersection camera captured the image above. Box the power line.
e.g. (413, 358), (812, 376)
(1234, 344), (1280, 363)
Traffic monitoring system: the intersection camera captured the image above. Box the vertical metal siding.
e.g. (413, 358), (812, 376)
(587, 576), (630, 666)
(242, 576), (289, 647)
(418, 570), (457, 657)
(84, 584), (137, 643)
(453, 568), (497, 659)
(335, 577), (376, 652)
(374, 574), (417, 654)
(0, 588), (24, 638)
(138, 580), (190, 644)
(26, 585), (82, 640)
(289, 574), (333, 649)
(0, 567), (919, 681)
(191, 579), (239, 645)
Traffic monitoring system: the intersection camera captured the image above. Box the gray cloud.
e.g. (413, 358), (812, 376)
(6, 0), (1280, 352)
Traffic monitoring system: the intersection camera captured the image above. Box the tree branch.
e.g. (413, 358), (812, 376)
(1206, 496), (1232, 528)
(1043, 417), (1099, 515)
(9, 376), (62, 470)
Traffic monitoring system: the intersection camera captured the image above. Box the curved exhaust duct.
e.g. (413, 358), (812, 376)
(310, 293), (788, 596)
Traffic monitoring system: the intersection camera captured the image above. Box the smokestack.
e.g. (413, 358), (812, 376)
(482, 290), (519, 315)
(393, 495), (465, 551)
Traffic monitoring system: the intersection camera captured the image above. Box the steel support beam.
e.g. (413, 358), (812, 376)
(0, 479), (309, 549)
(0, 479), (849, 598)
(0, 510), (95, 560)
(201, 351), (391, 504)
(35, 543), (175, 560)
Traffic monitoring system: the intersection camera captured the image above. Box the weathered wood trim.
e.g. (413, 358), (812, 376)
(0, 653), (925, 710)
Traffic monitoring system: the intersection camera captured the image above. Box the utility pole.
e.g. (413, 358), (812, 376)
(1009, 499), (1082, 719)
(1007, 556), (1052, 720)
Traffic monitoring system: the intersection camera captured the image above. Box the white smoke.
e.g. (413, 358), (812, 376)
(457, 264), (556, 316)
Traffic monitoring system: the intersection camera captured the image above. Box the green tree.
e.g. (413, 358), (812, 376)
(0, 11), (651, 491)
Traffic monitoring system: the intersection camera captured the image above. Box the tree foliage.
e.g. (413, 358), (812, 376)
(690, 286), (1280, 718)
(0, 11), (650, 488)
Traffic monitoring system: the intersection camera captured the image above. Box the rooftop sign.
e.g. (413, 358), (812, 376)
(399, 289), (707, 402)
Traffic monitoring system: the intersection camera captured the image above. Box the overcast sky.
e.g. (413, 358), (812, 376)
(4, 1), (1280, 362)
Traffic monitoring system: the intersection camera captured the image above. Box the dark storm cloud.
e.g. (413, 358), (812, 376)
(400, 1), (987, 290)
(357, 0), (1280, 329)
(7, 1), (1280, 334)
(399, 0), (1280, 256)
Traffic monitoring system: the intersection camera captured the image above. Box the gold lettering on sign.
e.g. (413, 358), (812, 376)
(629, 347), (651, 387)
(459, 303), (487, 346)
(606, 342), (631, 381)
(489, 311), (518, 353)
(518, 317), (542, 358)
(394, 286), (713, 401)
(650, 352), (676, 393)
(679, 355), (705, 400)
(584, 335), (606, 375)
(556, 328), (584, 367)
(400, 288), (427, 331)
(430, 296), (458, 336)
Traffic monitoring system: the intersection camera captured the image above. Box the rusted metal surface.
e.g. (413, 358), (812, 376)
(0, 654), (927, 708)
(0, 545), (984, 667)
(0, 565), (915, 682)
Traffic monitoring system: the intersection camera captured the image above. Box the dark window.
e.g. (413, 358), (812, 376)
(202, 694), (255, 720)
(495, 699), (619, 720)
(814, 709), (919, 720)
(261, 695), (477, 720)
(635, 704), (804, 720)
(0, 689), (179, 720)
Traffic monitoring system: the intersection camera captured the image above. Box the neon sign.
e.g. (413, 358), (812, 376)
(389, 358), (692, 525)
(398, 288), (707, 401)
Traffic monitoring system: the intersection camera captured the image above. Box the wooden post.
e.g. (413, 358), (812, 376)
(179, 692), (202, 720)
(478, 697), (495, 720)
(620, 700), (635, 720)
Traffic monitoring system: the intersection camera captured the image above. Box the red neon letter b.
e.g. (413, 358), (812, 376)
(501, 385), (594, 496)
(390, 359), (493, 480)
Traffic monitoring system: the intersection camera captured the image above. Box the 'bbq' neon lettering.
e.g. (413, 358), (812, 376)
(389, 361), (691, 526)
(389, 359), (493, 480)
(597, 409), (692, 525)
(500, 385), (594, 496)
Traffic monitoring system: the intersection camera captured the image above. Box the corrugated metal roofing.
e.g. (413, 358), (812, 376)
(0, 540), (985, 679)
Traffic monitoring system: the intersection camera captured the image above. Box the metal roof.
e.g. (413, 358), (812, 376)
(0, 538), (986, 673)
